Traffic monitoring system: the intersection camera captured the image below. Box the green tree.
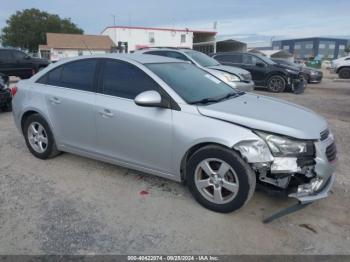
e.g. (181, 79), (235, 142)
(1, 8), (83, 51)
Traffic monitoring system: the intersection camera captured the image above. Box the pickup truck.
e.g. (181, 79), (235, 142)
(331, 56), (350, 79)
(0, 48), (49, 79)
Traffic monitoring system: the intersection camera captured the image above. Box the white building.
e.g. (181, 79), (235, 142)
(101, 26), (216, 52)
(39, 33), (115, 61)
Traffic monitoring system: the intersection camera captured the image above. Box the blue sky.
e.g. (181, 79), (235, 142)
(1, 0), (349, 43)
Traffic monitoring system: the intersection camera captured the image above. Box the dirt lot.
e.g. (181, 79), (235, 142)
(0, 78), (349, 255)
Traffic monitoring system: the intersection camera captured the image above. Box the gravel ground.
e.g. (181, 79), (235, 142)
(0, 78), (349, 255)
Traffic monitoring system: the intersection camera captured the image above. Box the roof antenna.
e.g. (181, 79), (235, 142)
(81, 40), (92, 55)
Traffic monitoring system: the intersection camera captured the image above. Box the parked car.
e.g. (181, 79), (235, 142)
(135, 47), (255, 92)
(331, 55), (350, 79)
(272, 59), (323, 83)
(0, 48), (49, 79)
(12, 54), (336, 213)
(211, 52), (305, 93)
(0, 73), (12, 112)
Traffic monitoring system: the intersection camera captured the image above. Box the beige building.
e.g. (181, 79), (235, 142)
(39, 33), (115, 61)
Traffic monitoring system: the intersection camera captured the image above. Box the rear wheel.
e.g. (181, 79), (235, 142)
(23, 114), (60, 159)
(187, 145), (256, 213)
(267, 75), (286, 92)
(338, 68), (350, 79)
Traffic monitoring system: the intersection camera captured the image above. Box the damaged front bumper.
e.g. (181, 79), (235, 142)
(289, 175), (335, 204)
(234, 130), (337, 204)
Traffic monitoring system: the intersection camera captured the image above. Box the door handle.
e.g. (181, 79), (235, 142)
(49, 97), (61, 104)
(99, 109), (114, 118)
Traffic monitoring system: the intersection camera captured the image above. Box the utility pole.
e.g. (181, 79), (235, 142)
(111, 14), (117, 49)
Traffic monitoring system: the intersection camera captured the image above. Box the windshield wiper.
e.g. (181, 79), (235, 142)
(190, 91), (245, 105)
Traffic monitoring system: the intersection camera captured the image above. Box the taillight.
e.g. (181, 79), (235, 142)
(10, 86), (17, 96)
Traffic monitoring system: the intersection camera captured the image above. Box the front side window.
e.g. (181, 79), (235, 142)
(245, 55), (260, 65)
(101, 60), (161, 99)
(146, 63), (236, 104)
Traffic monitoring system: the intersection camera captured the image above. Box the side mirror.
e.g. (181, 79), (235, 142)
(134, 90), (164, 107)
(256, 61), (265, 67)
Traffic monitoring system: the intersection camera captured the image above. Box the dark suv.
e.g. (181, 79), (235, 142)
(211, 52), (304, 93)
(0, 48), (49, 79)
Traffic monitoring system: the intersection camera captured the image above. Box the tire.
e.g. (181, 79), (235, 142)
(266, 75), (286, 93)
(186, 145), (256, 213)
(338, 68), (350, 79)
(23, 114), (60, 159)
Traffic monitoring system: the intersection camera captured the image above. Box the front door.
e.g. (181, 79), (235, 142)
(95, 59), (173, 174)
(242, 54), (267, 85)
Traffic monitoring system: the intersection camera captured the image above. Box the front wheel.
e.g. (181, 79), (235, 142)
(187, 145), (256, 213)
(267, 75), (286, 92)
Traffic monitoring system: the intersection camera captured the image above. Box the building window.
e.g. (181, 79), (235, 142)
(329, 44), (335, 49)
(319, 44), (326, 49)
(181, 34), (186, 43)
(149, 32), (155, 43)
(294, 44), (301, 50)
(305, 43), (313, 49)
(339, 45), (345, 50)
(328, 54), (334, 58)
(283, 45), (289, 50)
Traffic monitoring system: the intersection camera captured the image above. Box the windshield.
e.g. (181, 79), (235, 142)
(146, 63), (238, 104)
(184, 50), (220, 67)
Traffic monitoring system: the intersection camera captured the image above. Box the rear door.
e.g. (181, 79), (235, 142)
(38, 58), (99, 152)
(95, 59), (173, 173)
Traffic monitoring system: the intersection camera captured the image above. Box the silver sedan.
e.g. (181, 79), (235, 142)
(12, 54), (336, 213)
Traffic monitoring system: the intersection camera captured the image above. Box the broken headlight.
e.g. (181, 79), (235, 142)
(255, 131), (315, 157)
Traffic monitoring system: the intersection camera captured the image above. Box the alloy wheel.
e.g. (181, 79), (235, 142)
(268, 76), (285, 92)
(194, 158), (239, 204)
(27, 122), (48, 153)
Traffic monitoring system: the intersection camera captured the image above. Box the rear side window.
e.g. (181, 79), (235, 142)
(36, 59), (97, 91)
(215, 54), (243, 64)
(101, 60), (161, 99)
(60, 59), (97, 91)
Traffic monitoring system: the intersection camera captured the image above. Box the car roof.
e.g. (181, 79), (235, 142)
(137, 47), (195, 53)
(50, 53), (185, 65)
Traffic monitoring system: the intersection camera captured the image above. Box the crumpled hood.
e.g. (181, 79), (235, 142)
(208, 65), (250, 76)
(197, 93), (327, 140)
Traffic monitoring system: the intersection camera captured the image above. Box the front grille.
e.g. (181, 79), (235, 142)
(326, 143), (337, 162)
(320, 129), (329, 141)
